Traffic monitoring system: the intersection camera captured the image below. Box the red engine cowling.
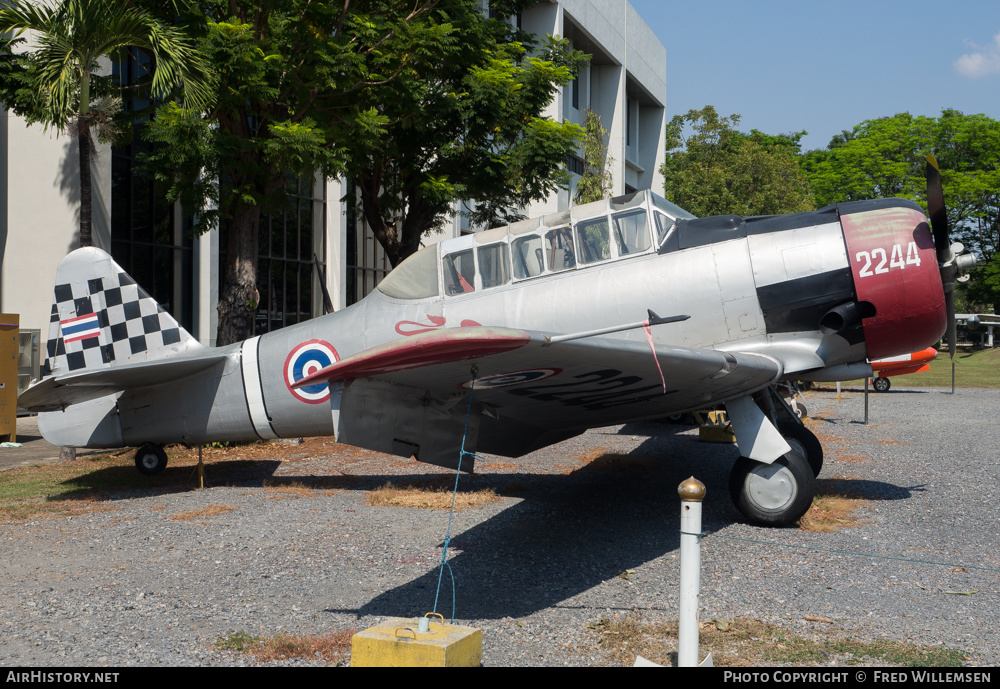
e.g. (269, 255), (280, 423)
(840, 201), (946, 361)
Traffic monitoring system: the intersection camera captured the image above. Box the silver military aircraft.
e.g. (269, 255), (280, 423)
(19, 159), (973, 526)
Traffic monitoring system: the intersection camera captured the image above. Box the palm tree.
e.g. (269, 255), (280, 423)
(0, 0), (210, 247)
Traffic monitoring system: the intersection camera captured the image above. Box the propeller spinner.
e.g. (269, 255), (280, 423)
(926, 154), (977, 359)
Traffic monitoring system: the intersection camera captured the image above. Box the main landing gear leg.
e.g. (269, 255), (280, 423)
(726, 391), (823, 526)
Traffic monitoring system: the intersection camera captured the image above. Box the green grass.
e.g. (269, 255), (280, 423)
(918, 347), (1000, 388)
(0, 446), (285, 522)
(0, 453), (143, 520)
(817, 347), (1000, 390)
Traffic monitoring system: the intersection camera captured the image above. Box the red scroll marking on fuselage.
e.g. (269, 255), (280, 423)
(395, 315), (482, 336)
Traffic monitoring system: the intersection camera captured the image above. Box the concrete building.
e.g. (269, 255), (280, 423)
(1, 0), (665, 357)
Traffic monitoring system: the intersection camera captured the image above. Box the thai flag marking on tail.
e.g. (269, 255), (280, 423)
(61, 312), (101, 343)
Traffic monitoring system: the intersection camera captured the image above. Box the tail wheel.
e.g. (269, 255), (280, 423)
(135, 444), (168, 476)
(729, 450), (816, 527)
(777, 420), (823, 476)
(873, 377), (890, 392)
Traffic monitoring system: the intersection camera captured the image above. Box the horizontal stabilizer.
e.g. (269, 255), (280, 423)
(18, 351), (231, 412)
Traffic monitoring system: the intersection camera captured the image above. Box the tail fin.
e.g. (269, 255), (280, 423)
(42, 247), (202, 378)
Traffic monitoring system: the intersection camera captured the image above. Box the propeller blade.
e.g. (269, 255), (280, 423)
(926, 154), (951, 263)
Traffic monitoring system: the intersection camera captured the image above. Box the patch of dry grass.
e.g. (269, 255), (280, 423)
(262, 480), (333, 497)
(217, 629), (353, 665)
(366, 480), (502, 511)
(576, 452), (658, 472)
(809, 430), (844, 446)
(586, 613), (966, 667)
(481, 461), (519, 472)
(835, 454), (869, 463)
(567, 447), (658, 474)
(170, 504), (233, 521)
(798, 493), (864, 533)
(254, 631), (353, 664)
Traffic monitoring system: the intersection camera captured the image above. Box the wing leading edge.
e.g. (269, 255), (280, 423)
(296, 326), (782, 468)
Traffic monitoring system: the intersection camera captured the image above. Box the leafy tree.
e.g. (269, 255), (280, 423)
(344, 2), (587, 267)
(574, 108), (612, 204)
(0, 0), (210, 248)
(660, 106), (814, 217)
(139, 0), (450, 345)
(802, 110), (1000, 311)
(801, 113), (937, 207)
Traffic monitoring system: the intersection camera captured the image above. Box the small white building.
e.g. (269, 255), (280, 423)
(1, 0), (666, 355)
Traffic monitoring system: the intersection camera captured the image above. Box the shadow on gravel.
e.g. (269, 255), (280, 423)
(817, 477), (925, 501)
(50, 459), (284, 503)
(328, 436), (744, 620)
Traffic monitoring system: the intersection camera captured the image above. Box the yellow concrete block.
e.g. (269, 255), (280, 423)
(699, 425), (735, 443)
(351, 617), (482, 667)
(706, 410), (728, 425)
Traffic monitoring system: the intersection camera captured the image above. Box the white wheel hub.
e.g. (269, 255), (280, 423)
(744, 462), (797, 511)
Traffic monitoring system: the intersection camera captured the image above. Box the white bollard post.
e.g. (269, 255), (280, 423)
(678, 476), (706, 668)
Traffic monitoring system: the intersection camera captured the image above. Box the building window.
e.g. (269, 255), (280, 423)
(111, 48), (193, 332)
(566, 155), (585, 176)
(254, 176), (325, 333)
(344, 181), (391, 306)
(626, 97), (633, 147)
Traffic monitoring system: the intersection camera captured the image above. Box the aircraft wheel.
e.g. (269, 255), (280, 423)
(794, 402), (808, 419)
(729, 450), (816, 527)
(873, 377), (890, 392)
(777, 420), (823, 476)
(135, 445), (168, 476)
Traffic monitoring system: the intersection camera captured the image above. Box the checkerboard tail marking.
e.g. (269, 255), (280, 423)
(43, 247), (198, 376)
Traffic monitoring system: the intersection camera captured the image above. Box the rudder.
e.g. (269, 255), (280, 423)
(42, 247), (201, 378)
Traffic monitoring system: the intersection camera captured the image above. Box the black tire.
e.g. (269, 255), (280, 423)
(794, 402), (808, 419)
(777, 420), (823, 476)
(873, 377), (890, 392)
(135, 445), (167, 476)
(729, 450), (816, 527)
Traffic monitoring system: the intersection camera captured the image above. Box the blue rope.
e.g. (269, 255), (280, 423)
(432, 374), (478, 624)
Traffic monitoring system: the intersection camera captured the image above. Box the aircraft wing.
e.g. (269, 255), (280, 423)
(17, 352), (231, 412)
(296, 326), (782, 467)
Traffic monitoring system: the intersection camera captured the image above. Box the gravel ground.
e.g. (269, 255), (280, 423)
(1, 387), (997, 667)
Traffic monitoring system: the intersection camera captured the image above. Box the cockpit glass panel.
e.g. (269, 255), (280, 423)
(512, 234), (544, 279)
(544, 226), (576, 272)
(442, 249), (476, 295)
(478, 242), (510, 288)
(376, 245), (439, 299)
(575, 217), (611, 264)
(654, 211), (677, 247)
(612, 210), (650, 255)
(652, 195), (697, 220)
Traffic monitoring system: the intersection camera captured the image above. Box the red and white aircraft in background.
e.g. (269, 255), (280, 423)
(868, 347), (938, 392)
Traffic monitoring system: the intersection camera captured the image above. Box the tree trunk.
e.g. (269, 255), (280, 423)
(78, 119), (92, 248)
(216, 203), (260, 346)
(360, 191), (403, 268)
(359, 183), (435, 268)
